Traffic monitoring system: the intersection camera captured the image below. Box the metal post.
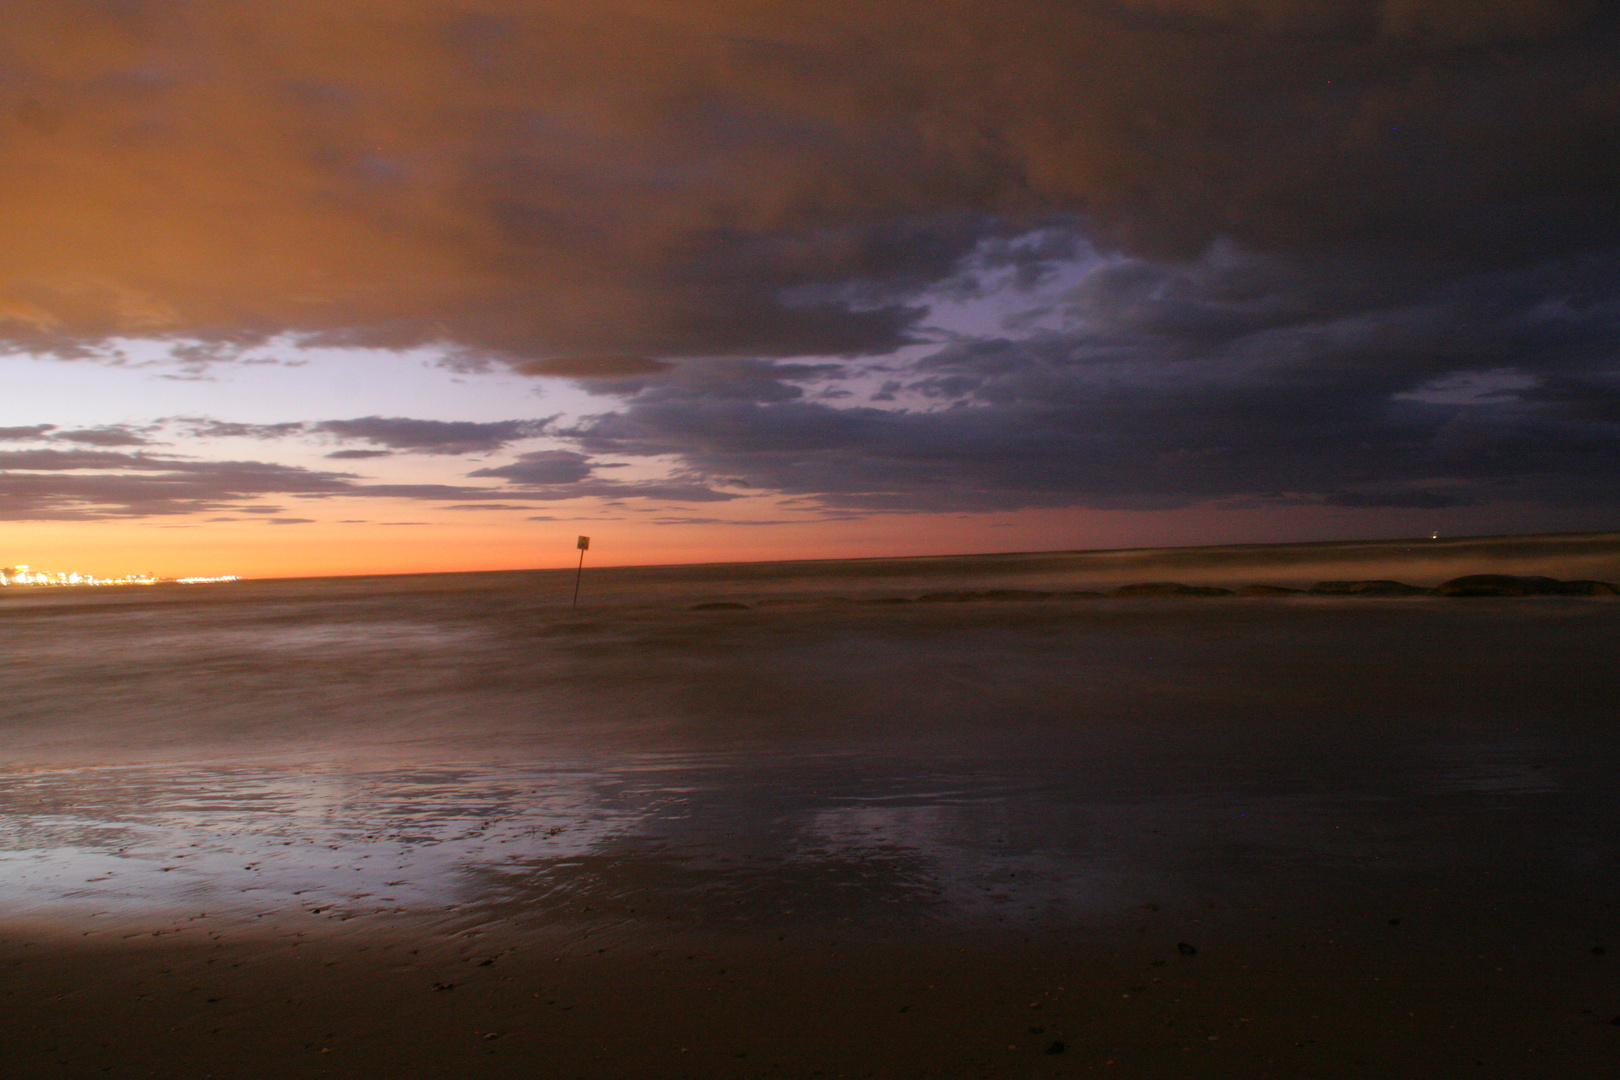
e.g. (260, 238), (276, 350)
(572, 535), (590, 607)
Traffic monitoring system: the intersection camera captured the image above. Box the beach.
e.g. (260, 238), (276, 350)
(2, 533), (1618, 1077)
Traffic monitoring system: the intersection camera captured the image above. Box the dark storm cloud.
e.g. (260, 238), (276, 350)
(0, 443), (719, 518)
(175, 419), (307, 440)
(0, 449), (189, 472)
(173, 416), (548, 455)
(0, 451), (358, 520)
(466, 451), (741, 503)
(0, 447), (661, 519)
(513, 356), (674, 379)
(565, 247), (1620, 513)
(536, 357), (847, 402)
(309, 417), (548, 455)
(0, 424), (745, 518)
(468, 450), (594, 485)
(54, 426), (150, 446)
(2, 1), (1616, 365)
(0, 423), (152, 445)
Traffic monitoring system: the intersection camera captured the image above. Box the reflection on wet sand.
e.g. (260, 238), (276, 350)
(3, 729), (1612, 940)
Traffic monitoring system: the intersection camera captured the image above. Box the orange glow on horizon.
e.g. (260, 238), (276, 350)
(0, 500), (1576, 581)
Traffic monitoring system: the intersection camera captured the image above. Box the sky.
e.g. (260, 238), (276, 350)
(2, 0), (1618, 577)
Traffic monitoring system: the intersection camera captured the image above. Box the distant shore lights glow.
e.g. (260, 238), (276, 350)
(1, 564), (156, 586)
(0, 565), (240, 587)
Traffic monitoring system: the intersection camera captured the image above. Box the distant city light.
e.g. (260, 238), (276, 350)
(0, 564), (239, 587)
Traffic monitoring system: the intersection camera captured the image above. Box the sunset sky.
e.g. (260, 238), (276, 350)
(3, 0), (1618, 577)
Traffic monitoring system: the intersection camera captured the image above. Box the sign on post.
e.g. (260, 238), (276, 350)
(572, 536), (590, 607)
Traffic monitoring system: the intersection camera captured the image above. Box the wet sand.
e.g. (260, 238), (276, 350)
(2, 534), (1618, 1077)
(9, 909), (1619, 1079)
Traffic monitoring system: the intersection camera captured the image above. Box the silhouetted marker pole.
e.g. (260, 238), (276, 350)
(572, 535), (590, 608)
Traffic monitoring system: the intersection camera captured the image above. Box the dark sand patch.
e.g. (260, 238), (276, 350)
(6, 906), (1619, 1079)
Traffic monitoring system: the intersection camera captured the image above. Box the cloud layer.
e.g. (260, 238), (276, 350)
(3, 1), (1617, 362)
(0, 449), (356, 520)
(0, 430), (738, 519)
(1, 2), (1617, 529)
(179, 416), (548, 455)
(566, 244), (1620, 514)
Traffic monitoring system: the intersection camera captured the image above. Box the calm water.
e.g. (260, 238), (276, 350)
(2, 572), (1616, 940)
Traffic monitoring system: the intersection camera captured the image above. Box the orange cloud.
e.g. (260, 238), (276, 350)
(0, 0), (1611, 366)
